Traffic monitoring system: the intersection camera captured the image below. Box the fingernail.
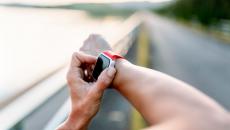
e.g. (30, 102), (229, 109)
(107, 67), (116, 77)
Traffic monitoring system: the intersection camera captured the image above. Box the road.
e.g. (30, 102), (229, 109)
(146, 13), (230, 110)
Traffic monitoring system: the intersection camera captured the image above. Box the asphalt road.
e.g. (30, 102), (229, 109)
(146, 13), (230, 110)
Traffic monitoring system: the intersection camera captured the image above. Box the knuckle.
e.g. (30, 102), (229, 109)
(71, 52), (78, 59)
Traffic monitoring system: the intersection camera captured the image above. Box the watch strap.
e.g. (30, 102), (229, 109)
(102, 51), (124, 60)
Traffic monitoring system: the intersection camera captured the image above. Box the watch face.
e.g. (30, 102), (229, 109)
(92, 54), (110, 80)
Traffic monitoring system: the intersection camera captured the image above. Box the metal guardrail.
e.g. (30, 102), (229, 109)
(0, 12), (142, 130)
(43, 99), (71, 130)
(0, 68), (68, 130)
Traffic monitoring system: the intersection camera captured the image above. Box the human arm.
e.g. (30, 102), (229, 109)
(113, 59), (230, 130)
(59, 34), (230, 130)
(56, 52), (116, 130)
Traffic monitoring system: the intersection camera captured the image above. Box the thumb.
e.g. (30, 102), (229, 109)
(93, 67), (116, 93)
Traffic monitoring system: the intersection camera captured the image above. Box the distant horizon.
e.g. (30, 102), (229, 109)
(0, 0), (173, 5)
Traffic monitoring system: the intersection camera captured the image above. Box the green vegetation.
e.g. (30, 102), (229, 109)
(2, 3), (136, 18)
(155, 0), (230, 26)
(60, 3), (136, 18)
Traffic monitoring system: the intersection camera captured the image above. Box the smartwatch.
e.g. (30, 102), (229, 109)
(92, 51), (123, 80)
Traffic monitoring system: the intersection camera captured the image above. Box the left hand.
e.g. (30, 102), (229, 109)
(56, 52), (116, 130)
(80, 34), (112, 56)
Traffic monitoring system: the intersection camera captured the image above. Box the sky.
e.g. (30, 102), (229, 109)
(0, 0), (172, 5)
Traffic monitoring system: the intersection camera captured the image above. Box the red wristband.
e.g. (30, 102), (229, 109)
(102, 51), (124, 60)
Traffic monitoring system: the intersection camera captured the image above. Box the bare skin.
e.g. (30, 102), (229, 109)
(114, 59), (230, 130)
(80, 34), (112, 56)
(56, 52), (116, 130)
(57, 34), (230, 130)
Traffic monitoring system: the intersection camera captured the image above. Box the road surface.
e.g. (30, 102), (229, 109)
(146, 13), (230, 110)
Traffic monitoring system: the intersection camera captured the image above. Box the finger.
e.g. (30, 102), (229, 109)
(66, 67), (85, 86)
(91, 67), (116, 96)
(67, 52), (95, 85)
(70, 52), (96, 68)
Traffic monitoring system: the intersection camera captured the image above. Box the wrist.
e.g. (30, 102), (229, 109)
(57, 112), (89, 130)
(112, 59), (130, 89)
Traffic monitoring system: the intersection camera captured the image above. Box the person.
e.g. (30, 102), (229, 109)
(56, 35), (230, 130)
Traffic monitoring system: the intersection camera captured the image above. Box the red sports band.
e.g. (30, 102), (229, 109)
(102, 51), (124, 60)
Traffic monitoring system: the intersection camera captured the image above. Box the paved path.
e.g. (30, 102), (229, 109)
(146, 13), (230, 109)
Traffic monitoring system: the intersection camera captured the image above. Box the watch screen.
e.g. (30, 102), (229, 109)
(92, 54), (110, 80)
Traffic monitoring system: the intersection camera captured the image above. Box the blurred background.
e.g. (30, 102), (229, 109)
(0, 0), (230, 130)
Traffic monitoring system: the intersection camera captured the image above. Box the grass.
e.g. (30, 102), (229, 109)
(153, 10), (230, 44)
(176, 19), (230, 44)
(60, 3), (136, 18)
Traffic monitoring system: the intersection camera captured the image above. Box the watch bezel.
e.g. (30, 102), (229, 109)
(92, 52), (115, 80)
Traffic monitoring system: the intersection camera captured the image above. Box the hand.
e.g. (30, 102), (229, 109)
(56, 52), (116, 130)
(80, 34), (112, 56)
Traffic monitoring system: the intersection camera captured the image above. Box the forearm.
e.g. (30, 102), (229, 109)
(113, 59), (229, 125)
